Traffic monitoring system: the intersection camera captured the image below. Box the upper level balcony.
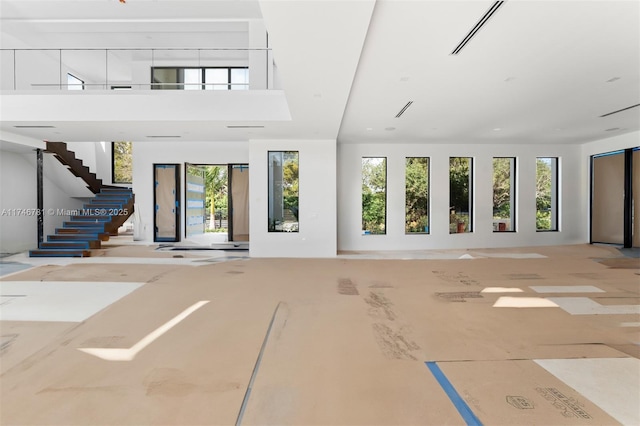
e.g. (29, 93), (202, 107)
(0, 48), (291, 142)
(0, 47), (275, 91)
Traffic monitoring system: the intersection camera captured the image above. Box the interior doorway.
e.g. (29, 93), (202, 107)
(154, 164), (180, 242)
(591, 147), (639, 248)
(229, 164), (249, 242)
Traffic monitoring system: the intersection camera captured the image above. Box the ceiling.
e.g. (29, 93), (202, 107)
(1, 0), (639, 145)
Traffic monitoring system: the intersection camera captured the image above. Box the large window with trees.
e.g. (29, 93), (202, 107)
(493, 157), (516, 232)
(151, 67), (249, 90)
(536, 157), (559, 231)
(112, 141), (132, 184)
(362, 157), (387, 235)
(268, 151), (299, 232)
(405, 157), (429, 234)
(450, 157), (473, 234)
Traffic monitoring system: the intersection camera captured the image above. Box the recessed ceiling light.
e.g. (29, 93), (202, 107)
(313, 93), (322, 98)
(493, 128), (501, 131)
(504, 77), (516, 82)
(400, 77), (410, 82)
(366, 127), (373, 131)
(385, 127), (396, 131)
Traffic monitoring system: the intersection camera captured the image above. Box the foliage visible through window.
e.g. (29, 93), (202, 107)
(493, 157), (516, 232)
(405, 157), (429, 234)
(268, 151), (299, 232)
(112, 141), (132, 184)
(151, 67), (249, 90)
(536, 157), (558, 231)
(450, 157), (473, 234)
(205, 166), (228, 233)
(362, 157), (387, 235)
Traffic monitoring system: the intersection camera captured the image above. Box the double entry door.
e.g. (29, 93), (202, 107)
(153, 163), (249, 242)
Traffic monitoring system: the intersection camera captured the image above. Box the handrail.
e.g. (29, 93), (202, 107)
(0, 47), (271, 51)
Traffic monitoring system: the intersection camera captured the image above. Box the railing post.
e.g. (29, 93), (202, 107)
(105, 49), (108, 90)
(13, 49), (16, 90)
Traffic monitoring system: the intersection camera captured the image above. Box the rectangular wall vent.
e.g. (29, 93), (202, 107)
(395, 101), (414, 118)
(600, 103), (640, 118)
(451, 1), (506, 55)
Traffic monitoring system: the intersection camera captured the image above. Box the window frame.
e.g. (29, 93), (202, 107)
(67, 73), (84, 90)
(492, 157), (517, 232)
(150, 66), (249, 90)
(405, 157), (430, 234)
(449, 157), (474, 234)
(536, 157), (559, 232)
(111, 141), (133, 184)
(267, 151), (299, 233)
(362, 157), (388, 236)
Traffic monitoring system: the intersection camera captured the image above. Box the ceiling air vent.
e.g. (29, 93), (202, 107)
(226, 126), (265, 129)
(146, 135), (181, 138)
(395, 101), (414, 118)
(599, 103), (640, 118)
(451, 1), (506, 55)
(14, 125), (55, 128)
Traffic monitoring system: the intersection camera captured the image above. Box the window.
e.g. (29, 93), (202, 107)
(493, 157), (516, 232)
(67, 73), (84, 90)
(405, 157), (429, 234)
(151, 67), (249, 90)
(112, 141), (132, 184)
(536, 157), (559, 231)
(362, 157), (387, 235)
(450, 157), (473, 233)
(268, 151), (299, 232)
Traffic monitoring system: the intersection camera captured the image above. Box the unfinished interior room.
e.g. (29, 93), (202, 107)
(1, 0), (639, 424)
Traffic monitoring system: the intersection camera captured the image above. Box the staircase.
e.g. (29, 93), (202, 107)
(29, 142), (134, 257)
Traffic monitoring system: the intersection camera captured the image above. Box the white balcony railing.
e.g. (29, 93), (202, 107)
(0, 48), (273, 91)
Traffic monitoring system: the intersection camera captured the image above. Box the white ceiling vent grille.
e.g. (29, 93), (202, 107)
(451, 1), (506, 55)
(395, 101), (414, 118)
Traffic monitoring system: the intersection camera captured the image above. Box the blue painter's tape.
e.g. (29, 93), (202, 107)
(425, 362), (483, 426)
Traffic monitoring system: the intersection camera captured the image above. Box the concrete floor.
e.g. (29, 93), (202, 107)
(0, 242), (638, 425)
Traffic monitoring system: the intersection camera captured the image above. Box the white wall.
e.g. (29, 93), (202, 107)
(1, 90), (290, 123)
(337, 142), (585, 252)
(0, 149), (85, 254)
(132, 141), (249, 242)
(0, 150), (37, 253)
(582, 131), (639, 157)
(249, 139), (337, 258)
